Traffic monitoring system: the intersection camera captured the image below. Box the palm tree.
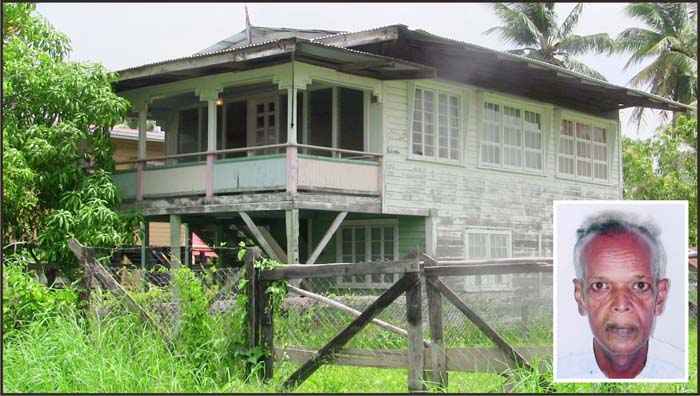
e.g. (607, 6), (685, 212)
(617, 2), (697, 124)
(484, 3), (616, 81)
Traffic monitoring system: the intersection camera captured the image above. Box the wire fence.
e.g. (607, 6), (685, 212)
(58, 245), (694, 391)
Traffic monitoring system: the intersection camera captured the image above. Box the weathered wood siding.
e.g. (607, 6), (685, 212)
(142, 163), (206, 198)
(297, 155), (380, 194)
(381, 80), (621, 259)
(213, 155), (286, 193)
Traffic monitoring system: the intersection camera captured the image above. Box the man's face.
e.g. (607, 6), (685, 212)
(574, 231), (669, 356)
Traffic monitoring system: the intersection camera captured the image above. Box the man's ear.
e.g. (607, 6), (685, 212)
(573, 278), (586, 316)
(654, 278), (669, 316)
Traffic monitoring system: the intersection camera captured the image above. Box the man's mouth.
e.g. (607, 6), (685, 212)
(604, 323), (639, 336)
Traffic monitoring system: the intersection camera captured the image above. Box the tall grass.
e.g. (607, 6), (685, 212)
(2, 309), (276, 393)
(4, 299), (696, 393)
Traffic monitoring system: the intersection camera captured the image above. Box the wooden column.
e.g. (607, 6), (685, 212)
(170, 214), (182, 268)
(286, 209), (299, 265)
(423, 254), (447, 390)
(286, 87), (298, 193)
(206, 98), (217, 198)
(331, 87), (339, 157)
(136, 110), (147, 201)
(406, 271), (425, 392)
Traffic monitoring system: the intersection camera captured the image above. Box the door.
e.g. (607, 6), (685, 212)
(247, 97), (278, 155)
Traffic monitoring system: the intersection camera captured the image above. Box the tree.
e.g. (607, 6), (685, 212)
(617, 3), (697, 125)
(2, 4), (142, 280)
(623, 115), (697, 246)
(484, 2), (615, 80)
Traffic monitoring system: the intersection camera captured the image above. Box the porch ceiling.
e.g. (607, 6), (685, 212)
(113, 39), (436, 92)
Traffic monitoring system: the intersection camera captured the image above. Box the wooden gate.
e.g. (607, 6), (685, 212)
(421, 254), (553, 390)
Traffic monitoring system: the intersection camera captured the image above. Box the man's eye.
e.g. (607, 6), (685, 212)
(632, 282), (650, 291)
(591, 282), (606, 291)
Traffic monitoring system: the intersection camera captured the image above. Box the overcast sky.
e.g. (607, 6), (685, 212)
(36, 2), (669, 139)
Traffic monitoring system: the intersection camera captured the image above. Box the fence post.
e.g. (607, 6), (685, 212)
(245, 247), (261, 377)
(77, 246), (96, 313)
(406, 270), (425, 392)
(423, 254), (447, 391)
(258, 276), (274, 381)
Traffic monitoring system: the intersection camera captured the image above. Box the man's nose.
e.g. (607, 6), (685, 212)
(610, 287), (632, 312)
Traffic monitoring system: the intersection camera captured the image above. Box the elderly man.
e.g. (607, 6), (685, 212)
(558, 210), (684, 380)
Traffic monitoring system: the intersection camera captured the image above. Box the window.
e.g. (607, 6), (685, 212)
(558, 118), (609, 181)
(481, 101), (543, 172)
(412, 88), (460, 161)
(337, 222), (398, 288)
(464, 229), (513, 292)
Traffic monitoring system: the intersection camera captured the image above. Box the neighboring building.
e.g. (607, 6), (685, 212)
(110, 25), (692, 289)
(110, 126), (165, 170)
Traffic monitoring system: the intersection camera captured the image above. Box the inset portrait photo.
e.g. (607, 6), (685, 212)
(553, 201), (688, 382)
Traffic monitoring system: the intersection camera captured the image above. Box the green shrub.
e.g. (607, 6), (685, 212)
(2, 254), (77, 336)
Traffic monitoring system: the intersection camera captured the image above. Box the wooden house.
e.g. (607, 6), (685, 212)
(111, 25), (691, 290)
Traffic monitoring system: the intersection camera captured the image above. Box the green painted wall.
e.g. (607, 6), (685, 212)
(309, 212), (425, 264)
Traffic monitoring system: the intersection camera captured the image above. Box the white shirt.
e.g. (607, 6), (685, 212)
(556, 337), (685, 381)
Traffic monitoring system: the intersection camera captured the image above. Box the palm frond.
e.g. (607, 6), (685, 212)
(559, 33), (616, 56)
(486, 3), (544, 46)
(563, 57), (608, 81)
(559, 3), (584, 39)
(625, 3), (666, 34)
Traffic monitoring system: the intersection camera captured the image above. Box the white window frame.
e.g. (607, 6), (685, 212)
(478, 95), (545, 174)
(463, 228), (513, 292)
(556, 111), (614, 184)
(408, 82), (464, 164)
(336, 219), (399, 289)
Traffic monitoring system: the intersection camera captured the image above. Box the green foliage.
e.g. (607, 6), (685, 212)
(483, 3), (615, 80)
(170, 266), (223, 380)
(228, 243), (288, 380)
(623, 115), (697, 246)
(2, 254), (77, 336)
(2, 3), (141, 279)
(617, 3), (697, 125)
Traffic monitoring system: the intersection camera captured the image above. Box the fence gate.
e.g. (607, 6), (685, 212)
(246, 248), (427, 391)
(422, 254), (553, 390)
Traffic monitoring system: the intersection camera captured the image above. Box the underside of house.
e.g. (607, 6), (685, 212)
(111, 24), (691, 290)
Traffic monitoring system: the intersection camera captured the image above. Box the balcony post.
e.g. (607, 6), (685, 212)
(136, 109), (148, 201)
(170, 214), (182, 268)
(286, 87), (298, 193)
(206, 98), (217, 198)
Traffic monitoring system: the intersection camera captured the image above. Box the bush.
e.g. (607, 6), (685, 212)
(2, 254), (77, 336)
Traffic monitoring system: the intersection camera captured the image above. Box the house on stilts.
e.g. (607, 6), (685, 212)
(111, 24), (692, 291)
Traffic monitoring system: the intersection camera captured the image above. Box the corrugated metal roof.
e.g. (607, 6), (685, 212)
(404, 27), (694, 111)
(196, 26), (344, 55)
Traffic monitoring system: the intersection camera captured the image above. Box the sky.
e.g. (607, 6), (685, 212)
(35, 2), (670, 139)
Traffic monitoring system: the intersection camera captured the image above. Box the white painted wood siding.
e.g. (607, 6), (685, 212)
(381, 80), (621, 259)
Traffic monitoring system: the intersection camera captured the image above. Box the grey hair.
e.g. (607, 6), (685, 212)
(573, 210), (666, 281)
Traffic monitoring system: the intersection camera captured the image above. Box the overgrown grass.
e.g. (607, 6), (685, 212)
(6, 307), (694, 393)
(2, 308), (283, 393)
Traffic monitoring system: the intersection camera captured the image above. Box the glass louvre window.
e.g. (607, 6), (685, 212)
(576, 123), (592, 178)
(592, 126), (608, 180)
(502, 106), (522, 167)
(558, 120), (575, 175)
(413, 88), (460, 161)
(481, 101), (543, 171)
(338, 223), (397, 288)
(464, 230), (512, 292)
(523, 111), (543, 170)
(558, 118), (608, 181)
(481, 103), (501, 165)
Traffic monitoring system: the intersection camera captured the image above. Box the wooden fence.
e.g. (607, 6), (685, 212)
(244, 246), (553, 392)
